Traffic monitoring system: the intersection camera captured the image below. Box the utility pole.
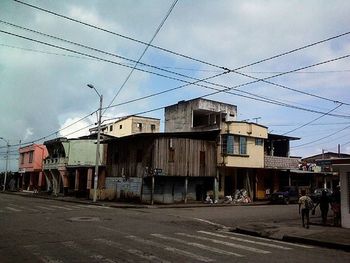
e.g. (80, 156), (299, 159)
(0, 137), (9, 191)
(87, 84), (103, 202)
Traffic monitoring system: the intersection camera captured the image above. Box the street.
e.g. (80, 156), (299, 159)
(1, 194), (349, 262)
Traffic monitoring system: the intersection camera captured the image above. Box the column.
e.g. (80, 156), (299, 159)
(214, 171), (219, 202)
(184, 177), (188, 204)
(75, 169), (80, 191)
(151, 176), (155, 205)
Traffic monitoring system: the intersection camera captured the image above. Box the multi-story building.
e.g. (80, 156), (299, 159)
(90, 115), (160, 137)
(43, 136), (108, 197)
(18, 144), (48, 191)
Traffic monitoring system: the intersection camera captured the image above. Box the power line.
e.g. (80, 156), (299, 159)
(291, 124), (350, 149)
(0, 30), (350, 124)
(3, 20), (349, 108)
(282, 103), (344, 135)
(13, 0), (350, 73)
(104, 0), (178, 114)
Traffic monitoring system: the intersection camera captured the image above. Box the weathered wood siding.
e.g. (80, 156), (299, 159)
(153, 137), (216, 177)
(107, 136), (217, 178)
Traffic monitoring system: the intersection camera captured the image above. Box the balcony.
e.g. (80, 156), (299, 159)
(43, 157), (68, 170)
(264, 155), (300, 169)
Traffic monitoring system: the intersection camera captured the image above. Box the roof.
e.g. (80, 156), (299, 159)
(105, 129), (221, 143)
(267, 133), (300, 141)
(165, 98), (237, 109)
(302, 152), (350, 162)
(316, 158), (350, 166)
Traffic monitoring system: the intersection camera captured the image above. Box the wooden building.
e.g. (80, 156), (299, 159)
(106, 131), (219, 204)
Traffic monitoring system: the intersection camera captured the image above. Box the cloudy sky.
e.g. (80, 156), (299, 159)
(1, 0), (350, 171)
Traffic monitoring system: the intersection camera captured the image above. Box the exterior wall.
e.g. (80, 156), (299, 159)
(165, 98), (237, 132)
(19, 144), (48, 172)
(67, 140), (106, 166)
(107, 136), (217, 178)
(264, 155), (300, 169)
(218, 122), (268, 169)
(333, 164), (350, 228)
(93, 116), (160, 137)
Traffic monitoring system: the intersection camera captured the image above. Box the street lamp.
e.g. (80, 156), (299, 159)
(0, 137), (9, 191)
(87, 84), (103, 202)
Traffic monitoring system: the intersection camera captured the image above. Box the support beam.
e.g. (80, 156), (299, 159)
(151, 176), (155, 205)
(184, 177), (188, 204)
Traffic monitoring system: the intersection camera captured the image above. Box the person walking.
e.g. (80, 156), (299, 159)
(299, 190), (313, 228)
(317, 190), (330, 225)
(331, 186), (341, 227)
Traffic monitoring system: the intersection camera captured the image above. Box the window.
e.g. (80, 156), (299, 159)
(255, 138), (263, 146)
(200, 151), (206, 167)
(222, 134), (247, 155)
(29, 151), (33, 163)
(169, 148), (175, 163)
(119, 125), (123, 129)
(136, 149), (143, 163)
(20, 153), (24, 164)
(151, 124), (156, 131)
(137, 123), (143, 131)
(109, 125), (113, 132)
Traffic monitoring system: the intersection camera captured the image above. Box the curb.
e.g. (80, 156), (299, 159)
(0, 191), (269, 209)
(283, 235), (350, 252)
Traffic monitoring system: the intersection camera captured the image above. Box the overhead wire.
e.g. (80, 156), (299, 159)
(2, 19), (349, 107)
(282, 103), (344, 135)
(104, 0), (179, 114)
(2, 29), (350, 120)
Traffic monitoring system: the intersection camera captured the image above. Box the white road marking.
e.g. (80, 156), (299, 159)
(151, 233), (244, 257)
(5, 206), (22, 212)
(192, 217), (228, 228)
(49, 205), (73, 211)
(62, 241), (116, 263)
(36, 206), (55, 211)
(9, 204), (40, 212)
(198, 231), (292, 250)
(76, 204), (111, 209)
(94, 238), (170, 263)
(225, 231), (314, 249)
(24, 244), (64, 263)
(176, 232), (271, 254)
(126, 235), (214, 262)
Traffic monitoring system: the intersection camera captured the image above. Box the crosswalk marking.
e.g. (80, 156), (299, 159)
(151, 233), (244, 257)
(94, 238), (170, 263)
(225, 231), (314, 249)
(176, 232), (271, 254)
(5, 206), (22, 212)
(49, 205), (74, 211)
(24, 244), (64, 263)
(62, 241), (116, 263)
(8, 204), (40, 212)
(77, 204), (111, 209)
(126, 235), (214, 262)
(36, 206), (56, 211)
(198, 231), (292, 250)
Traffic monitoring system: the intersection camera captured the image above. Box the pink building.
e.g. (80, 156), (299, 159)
(19, 144), (48, 191)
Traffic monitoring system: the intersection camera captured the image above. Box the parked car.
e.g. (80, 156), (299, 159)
(270, 186), (299, 204)
(310, 188), (332, 203)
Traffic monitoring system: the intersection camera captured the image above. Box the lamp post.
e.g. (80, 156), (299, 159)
(0, 137), (9, 191)
(87, 84), (103, 202)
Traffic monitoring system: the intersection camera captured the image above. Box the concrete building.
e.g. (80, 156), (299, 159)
(18, 144), (48, 191)
(43, 136), (108, 197)
(164, 98), (237, 132)
(90, 115), (160, 137)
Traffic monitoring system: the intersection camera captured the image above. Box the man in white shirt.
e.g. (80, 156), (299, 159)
(298, 190), (313, 229)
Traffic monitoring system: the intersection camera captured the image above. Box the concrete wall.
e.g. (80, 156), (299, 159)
(335, 165), (350, 228)
(219, 122), (268, 168)
(101, 116), (160, 137)
(165, 98), (237, 132)
(19, 144), (48, 172)
(67, 140), (106, 166)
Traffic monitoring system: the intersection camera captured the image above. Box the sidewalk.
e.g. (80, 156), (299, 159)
(235, 217), (350, 252)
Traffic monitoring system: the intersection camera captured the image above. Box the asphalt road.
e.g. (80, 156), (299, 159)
(0, 194), (349, 263)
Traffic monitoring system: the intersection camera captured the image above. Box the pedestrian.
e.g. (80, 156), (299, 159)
(298, 190), (313, 228)
(331, 186), (341, 227)
(316, 190), (330, 225)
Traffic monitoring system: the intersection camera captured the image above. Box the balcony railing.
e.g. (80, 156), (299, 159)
(43, 157), (68, 169)
(264, 155), (300, 169)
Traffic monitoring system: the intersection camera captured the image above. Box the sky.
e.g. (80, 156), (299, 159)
(0, 0), (350, 172)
